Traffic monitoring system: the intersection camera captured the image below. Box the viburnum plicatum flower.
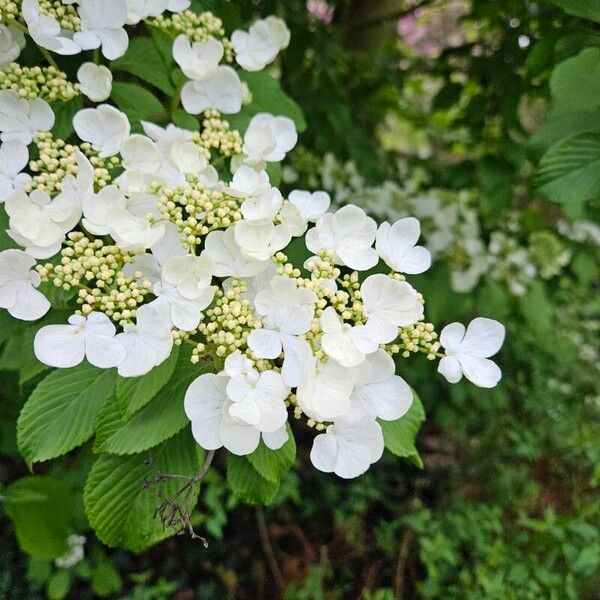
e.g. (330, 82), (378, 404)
(306, 205), (378, 271)
(74, 0), (129, 60)
(73, 104), (131, 157)
(376, 217), (431, 274)
(126, 0), (169, 24)
(0, 141), (31, 202)
(77, 63), (113, 102)
(22, 0), (81, 55)
(310, 412), (384, 479)
(161, 253), (214, 300)
(353, 274), (424, 350)
(234, 220), (292, 262)
(289, 189), (331, 222)
(319, 306), (366, 368)
(232, 16), (290, 72)
(115, 302), (173, 377)
(438, 317), (505, 388)
(0, 250), (50, 321)
(34, 312), (126, 369)
(204, 228), (269, 278)
(0, 25), (25, 67)
(242, 113), (298, 165)
(0, 90), (54, 144)
(82, 185), (126, 236)
(350, 350), (413, 421)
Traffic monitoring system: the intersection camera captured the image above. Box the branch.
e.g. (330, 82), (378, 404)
(256, 506), (285, 591)
(393, 527), (415, 599)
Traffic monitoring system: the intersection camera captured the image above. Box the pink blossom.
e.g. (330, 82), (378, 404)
(307, 0), (335, 25)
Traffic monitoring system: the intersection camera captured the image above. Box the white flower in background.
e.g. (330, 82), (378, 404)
(161, 253), (214, 299)
(306, 204), (378, 271)
(115, 302), (173, 377)
(204, 228), (269, 278)
(185, 372), (287, 456)
(34, 312), (126, 369)
(320, 306), (366, 368)
(224, 352), (289, 431)
(55, 535), (86, 569)
(76, 63), (113, 102)
(234, 220), (292, 261)
(438, 317), (505, 388)
(22, 0), (81, 55)
(242, 113), (297, 165)
(289, 190), (330, 222)
(310, 413), (384, 479)
(74, 0), (129, 60)
(0, 249), (50, 321)
(296, 359), (354, 421)
(351, 350), (413, 420)
(376, 217), (431, 274)
(353, 274), (424, 351)
(0, 25), (26, 67)
(126, 0), (169, 24)
(73, 104), (130, 157)
(0, 141), (31, 202)
(0, 90), (54, 144)
(5, 188), (81, 259)
(151, 280), (214, 331)
(82, 185), (127, 236)
(232, 16), (290, 71)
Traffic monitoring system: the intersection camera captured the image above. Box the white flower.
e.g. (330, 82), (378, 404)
(22, 0), (81, 55)
(161, 253), (214, 299)
(224, 352), (289, 431)
(319, 306), (366, 368)
(352, 274), (424, 351)
(0, 140), (31, 202)
(296, 359), (354, 421)
(204, 227), (269, 278)
(152, 278), (214, 331)
(0, 25), (25, 67)
(5, 188), (81, 258)
(242, 113), (297, 164)
(115, 302), (174, 377)
(126, 0), (168, 24)
(82, 185), (127, 236)
(73, 104), (130, 157)
(310, 414), (384, 479)
(438, 318), (505, 388)
(289, 189), (330, 222)
(306, 205), (378, 271)
(167, 0), (190, 10)
(376, 218), (431, 274)
(74, 0), (129, 60)
(0, 90), (54, 144)
(76, 62), (113, 102)
(232, 16), (290, 72)
(181, 67), (242, 115)
(234, 220), (291, 262)
(351, 350), (413, 420)
(120, 134), (162, 173)
(34, 312), (126, 369)
(173, 35), (223, 80)
(228, 165), (282, 222)
(229, 165), (270, 198)
(0, 249), (50, 321)
(279, 201), (308, 237)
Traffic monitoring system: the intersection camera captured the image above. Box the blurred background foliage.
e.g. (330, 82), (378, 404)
(1, 0), (599, 598)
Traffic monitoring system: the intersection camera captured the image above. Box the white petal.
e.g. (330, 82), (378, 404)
(247, 328), (282, 359)
(184, 373), (227, 450)
(437, 355), (463, 384)
(458, 355), (502, 388)
(461, 317), (505, 358)
(310, 432), (338, 474)
(439, 322), (466, 352)
(34, 323), (86, 368)
(263, 426), (288, 450)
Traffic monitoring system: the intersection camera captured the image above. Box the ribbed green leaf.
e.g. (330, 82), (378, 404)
(379, 392), (425, 468)
(247, 426), (296, 483)
(17, 365), (117, 465)
(84, 429), (203, 552)
(547, 0), (600, 23)
(111, 82), (167, 124)
(227, 454), (279, 505)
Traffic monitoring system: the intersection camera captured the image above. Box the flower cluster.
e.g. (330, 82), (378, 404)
(0, 4), (505, 480)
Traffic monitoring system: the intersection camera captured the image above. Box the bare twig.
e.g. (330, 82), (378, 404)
(256, 506), (285, 592)
(394, 528), (415, 599)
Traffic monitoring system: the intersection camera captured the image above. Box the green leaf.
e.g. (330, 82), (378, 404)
(171, 108), (199, 131)
(379, 392), (426, 468)
(3, 476), (73, 559)
(98, 351), (212, 455)
(47, 570), (71, 600)
(546, 0), (600, 23)
(84, 429), (203, 552)
(93, 395), (127, 454)
(227, 71), (307, 134)
(111, 82), (167, 124)
(535, 132), (600, 203)
(17, 365), (117, 465)
(51, 96), (84, 141)
(148, 25), (175, 65)
(116, 346), (180, 418)
(90, 560), (122, 597)
(227, 454), (280, 504)
(111, 37), (175, 95)
(247, 426), (296, 483)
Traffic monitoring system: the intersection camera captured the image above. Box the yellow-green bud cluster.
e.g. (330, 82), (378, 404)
(0, 63), (80, 101)
(389, 321), (440, 360)
(149, 10), (234, 61)
(195, 110), (243, 157)
(156, 178), (242, 249)
(37, 233), (151, 326)
(27, 134), (118, 194)
(37, 0), (80, 30)
(197, 280), (261, 360)
(0, 1), (20, 21)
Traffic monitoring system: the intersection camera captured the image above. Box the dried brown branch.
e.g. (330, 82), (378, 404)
(394, 527), (415, 599)
(256, 506), (285, 592)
